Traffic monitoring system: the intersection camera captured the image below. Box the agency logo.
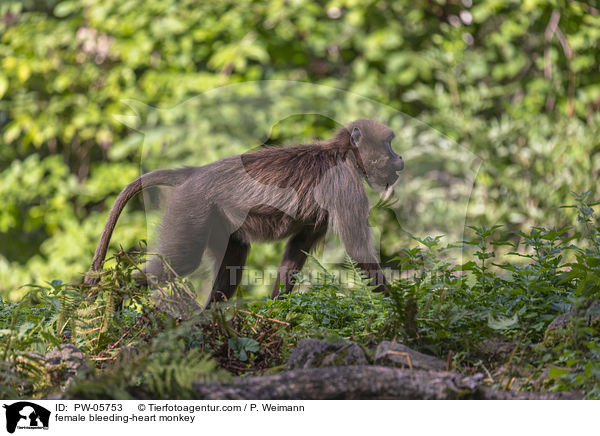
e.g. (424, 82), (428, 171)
(2, 402), (50, 434)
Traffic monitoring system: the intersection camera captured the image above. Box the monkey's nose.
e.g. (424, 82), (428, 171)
(393, 157), (404, 171)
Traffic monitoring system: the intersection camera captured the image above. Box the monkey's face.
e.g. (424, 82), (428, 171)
(362, 132), (404, 190)
(351, 120), (404, 191)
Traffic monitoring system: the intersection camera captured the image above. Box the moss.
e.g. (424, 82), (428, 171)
(311, 351), (328, 368)
(331, 346), (350, 366)
(543, 326), (569, 347)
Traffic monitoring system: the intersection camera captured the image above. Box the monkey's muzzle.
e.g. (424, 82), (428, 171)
(392, 156), (404, 171)
(380, 157), (404, 202)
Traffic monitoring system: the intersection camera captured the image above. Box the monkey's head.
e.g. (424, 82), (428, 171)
(348, 119), (404, 191)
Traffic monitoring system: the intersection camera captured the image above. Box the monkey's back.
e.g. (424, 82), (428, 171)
(180, 143), (363, 242)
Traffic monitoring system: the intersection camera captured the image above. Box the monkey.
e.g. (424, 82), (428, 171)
(84, 119), (404, 306)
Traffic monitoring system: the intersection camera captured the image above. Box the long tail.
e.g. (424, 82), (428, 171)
(84, 167), (195, 285)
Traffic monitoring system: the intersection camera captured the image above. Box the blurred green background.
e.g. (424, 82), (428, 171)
(1, 0), (599, 299)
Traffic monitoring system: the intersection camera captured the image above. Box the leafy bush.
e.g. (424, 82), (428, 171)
(1, 0), (600, 400)
(1, 0), (600, 294)
(1, 192), (599, 398)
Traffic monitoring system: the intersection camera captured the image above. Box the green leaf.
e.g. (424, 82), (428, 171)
(0, 329), (14, 337)
(54, 1), (79, 17)
(455, 261), (477, 271)
(228, 337), (259, 362)
(548, 367), (571, 379)
(0, 75), (8, 99)
(487, 313), (519, 330)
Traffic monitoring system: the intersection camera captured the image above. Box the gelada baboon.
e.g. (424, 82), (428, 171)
(85, 119), (404, 304)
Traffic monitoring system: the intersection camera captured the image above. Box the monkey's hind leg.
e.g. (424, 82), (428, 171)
(144, 202), (211, 282)
(206, 235), (250, 306)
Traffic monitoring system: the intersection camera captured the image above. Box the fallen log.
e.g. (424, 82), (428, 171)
(193, 366), (583, 400)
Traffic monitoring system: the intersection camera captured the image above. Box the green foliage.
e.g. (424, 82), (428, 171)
(1, 193), (600, 398)
(0, 291), (57, 398)
(1, 0), (600, 296)
(249, 257), (388, 341)
(228, 337), (259, 362)
(254, 192), (600, 396)
(0, 251), (167, 398)
(67, 321), (224, 400)
(2, 0), (600, 400)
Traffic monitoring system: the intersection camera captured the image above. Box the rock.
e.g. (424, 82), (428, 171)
(545, 299), (600, 345)
(476, 338), (515, 359)
(549, 299), (600, 329)
(45, 344), (87, 388)
(374, 341), (446, 371)
(547, 313), (570, 330)
(286, 339), (369, 370)
(45, 344), (86, 373)
(192, 366), (583, 400)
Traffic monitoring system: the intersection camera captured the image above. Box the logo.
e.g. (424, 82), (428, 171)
(2, 402), (50, 434)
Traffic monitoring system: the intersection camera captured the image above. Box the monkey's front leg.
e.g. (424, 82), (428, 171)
(355, 259), (388, 294)
(340, 228), (388, 295)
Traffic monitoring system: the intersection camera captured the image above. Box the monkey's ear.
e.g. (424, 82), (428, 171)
(350, 127), (362, 147)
